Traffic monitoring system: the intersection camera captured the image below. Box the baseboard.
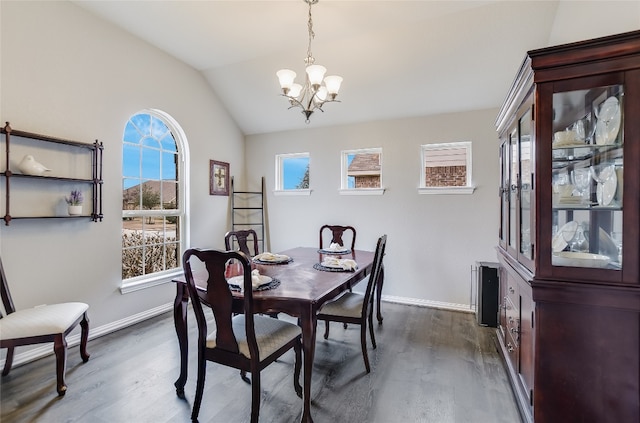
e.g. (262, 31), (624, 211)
(381, 294), (476, 314)
(0, 302), (173, 370)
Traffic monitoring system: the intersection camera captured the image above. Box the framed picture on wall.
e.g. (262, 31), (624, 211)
(210, 160), (230, 196)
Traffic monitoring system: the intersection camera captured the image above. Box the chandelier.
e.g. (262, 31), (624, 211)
(276, 0), (343, 123)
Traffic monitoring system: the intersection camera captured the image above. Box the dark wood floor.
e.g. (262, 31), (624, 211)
(1, 302), (522, 423)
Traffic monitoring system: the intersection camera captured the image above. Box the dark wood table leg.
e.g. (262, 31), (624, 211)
(173, 282), (189, 398)
(376, 265), (384, 324)
(299, 307), (316, 423)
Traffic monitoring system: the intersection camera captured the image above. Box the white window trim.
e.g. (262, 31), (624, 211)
(120, 109), (190, 294)
(274, 189), (312, 196)
(340, 147), (384, 194)
(418, 186), (475, 195)
(418, 141), (475, 195)
(275, 152), (311, 194)
(339, 188), (385, 196)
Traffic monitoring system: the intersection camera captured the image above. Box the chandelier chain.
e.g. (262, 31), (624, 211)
(306, 1), (315, 64)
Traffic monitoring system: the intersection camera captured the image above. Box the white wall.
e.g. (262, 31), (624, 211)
(0, 0), (243, 345)
(245, 109), (500, 310)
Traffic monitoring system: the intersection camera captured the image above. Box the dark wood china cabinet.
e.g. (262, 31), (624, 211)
(495, 30), (640, 423)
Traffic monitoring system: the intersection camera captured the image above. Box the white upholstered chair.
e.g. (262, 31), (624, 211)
(0, 257), (90, 396)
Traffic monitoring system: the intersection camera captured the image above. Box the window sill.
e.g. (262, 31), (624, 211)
(418, 186), (476, 195)
(120, 268), (183, 294)
(273, 189), (311, 196)
(339, 188), (385, 196)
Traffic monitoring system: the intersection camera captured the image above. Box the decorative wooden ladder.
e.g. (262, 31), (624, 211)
(230, 176), (265, 253)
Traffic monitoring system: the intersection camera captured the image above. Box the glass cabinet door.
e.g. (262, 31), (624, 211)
(519, 109), (533, 262)
(499, 141), (509, 249)
(551, 84), (624, 270)
(509, 129), (519, 254)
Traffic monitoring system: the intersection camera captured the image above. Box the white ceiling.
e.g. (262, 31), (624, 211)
(72, 0), (564, 135)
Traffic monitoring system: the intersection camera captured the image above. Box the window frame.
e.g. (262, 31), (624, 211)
(418, 141), (475, 195)
(274, 152), (311, 196)
(339, 147), (385, 195)
(120, 109), (190, 294)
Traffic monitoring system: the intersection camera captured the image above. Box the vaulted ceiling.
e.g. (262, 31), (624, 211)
(71, 1), (630, 135)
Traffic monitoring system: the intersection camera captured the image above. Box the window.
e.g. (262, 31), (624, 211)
(275, 153), (310, 195)
(419, 142), (475, 194)
(340, 148), (385, 195)
(121, 110), (189, 292)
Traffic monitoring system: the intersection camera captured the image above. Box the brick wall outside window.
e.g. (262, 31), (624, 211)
(354, 175), (381, 188)
(425, 165), (467, 187)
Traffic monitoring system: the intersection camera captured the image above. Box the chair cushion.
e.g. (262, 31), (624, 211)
(0, 302), (88, 340)
(318, 292), (364, 318)
(206, 315), (301, 360)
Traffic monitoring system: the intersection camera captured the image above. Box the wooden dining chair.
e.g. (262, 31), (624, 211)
(317, 234), (387, 373)
(0, 257), (90, 396)
(225, 229), (260, 257)
(319, 224), (356, 251)
(182, 248), (302, 423)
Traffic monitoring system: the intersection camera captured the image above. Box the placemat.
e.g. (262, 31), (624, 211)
(253, 257), (293, 265)
(317, 248), (352, 255)
(228, 278), (281, 292)
(313, 263), (355, 272)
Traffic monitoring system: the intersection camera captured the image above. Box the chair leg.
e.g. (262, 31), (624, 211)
(293, 339), (302, 398)
(368, 304), (377, 349)
(191, 351), (206, 422)
(2, 346), (14, 376)
(250, 370), (261, 423)
(360, 322), (370, 373)
(80, 312), (90, 362)
(323, 320), (330, 339)
(53, 334), (68, 396)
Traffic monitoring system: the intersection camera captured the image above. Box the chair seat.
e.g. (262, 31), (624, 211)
(318, 292), (364, 319)
(207, 314), (301, 360)
(0, 302), (88, 340)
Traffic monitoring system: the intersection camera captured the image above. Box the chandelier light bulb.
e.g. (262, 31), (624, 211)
(289, 83), (303, 99)
(305, 64), (327, 87)
(276, 69), (297, 94)
(315, 86), (328, 102)
(324, 75), (343, 97)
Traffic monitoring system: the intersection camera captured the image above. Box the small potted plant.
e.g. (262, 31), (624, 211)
(65, 190), (84, 216)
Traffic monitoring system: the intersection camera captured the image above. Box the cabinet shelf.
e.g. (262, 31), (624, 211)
(1, 122), (104, 225)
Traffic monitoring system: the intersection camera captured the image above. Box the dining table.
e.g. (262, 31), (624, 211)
(172, 246), (375, 423)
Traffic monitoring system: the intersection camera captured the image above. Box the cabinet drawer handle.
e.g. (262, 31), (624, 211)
(507, 342), (514, 353)
(509, 286), (515, 294)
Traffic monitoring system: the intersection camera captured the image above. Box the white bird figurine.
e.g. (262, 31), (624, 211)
(18, 154), (51, 176)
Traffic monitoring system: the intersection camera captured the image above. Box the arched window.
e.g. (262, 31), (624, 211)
(121, 110), (189, 291)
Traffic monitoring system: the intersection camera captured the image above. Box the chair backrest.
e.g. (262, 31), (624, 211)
(0, 256), (16, 318)
(225, 230), (260, 257)
(319, 225), (357, 251)
(182, 249), (259, 358)
(361, 235), (387, 309)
